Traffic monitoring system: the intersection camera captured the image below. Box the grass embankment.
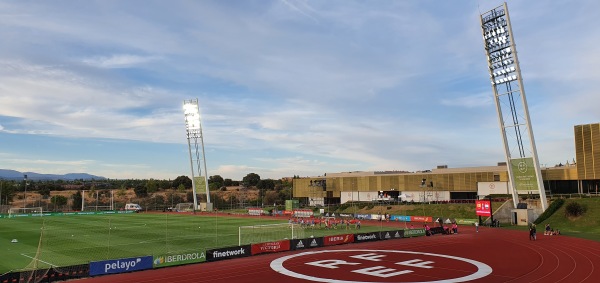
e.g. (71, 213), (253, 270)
(333, 202), (507, 219)
(333, 199), (600, 242)
(535, 198), (600, 241)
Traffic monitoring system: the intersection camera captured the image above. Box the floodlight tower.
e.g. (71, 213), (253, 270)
(183, 99), (211, 210)
(479, 2), (547, 211)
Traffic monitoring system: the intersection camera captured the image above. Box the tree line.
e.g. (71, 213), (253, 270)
(0, 172), (294, 211)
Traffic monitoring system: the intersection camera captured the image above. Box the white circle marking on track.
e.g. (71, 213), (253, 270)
(270, 249), (492, 283)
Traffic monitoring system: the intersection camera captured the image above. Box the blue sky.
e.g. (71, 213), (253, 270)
(0, 1), (598, 181)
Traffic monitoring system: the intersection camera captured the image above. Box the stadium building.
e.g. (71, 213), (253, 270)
(293, 123), (600, 206)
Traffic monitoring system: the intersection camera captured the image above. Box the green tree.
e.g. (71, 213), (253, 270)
(72, 191), (82, 211)
(51, 195), (68, 210)
(134, 185), (148, 198)
(146, 179), (158, 194)
(208, 175), (224, 188)
(116, 188), (127, 198)
(242, 173), (261, 187)
(209, 182), (221, 191)
(173, 175), (192, 189)
(223, 178), (234, 186)
(0, 181), (16, 205)
(278, 188), (292, 201)
(257, 179), (275, 191)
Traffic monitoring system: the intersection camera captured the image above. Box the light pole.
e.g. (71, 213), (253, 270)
(23, 174), (28, 208)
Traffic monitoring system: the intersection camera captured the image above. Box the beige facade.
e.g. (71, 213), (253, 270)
(294, 123), (600, 200)
(294, 166), (510, 199)
(575, 123), (600, 180)
(293, 165), (581, 200)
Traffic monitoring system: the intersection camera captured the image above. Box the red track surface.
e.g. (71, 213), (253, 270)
(71, 225), (600, 283)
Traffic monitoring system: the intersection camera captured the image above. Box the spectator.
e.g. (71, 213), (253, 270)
(529, 224), (537, 241)
(452, 222), (458, 234)
(545, 223), (551, 235)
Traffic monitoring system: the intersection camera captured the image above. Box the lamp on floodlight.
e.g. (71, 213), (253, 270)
(183, 99), (211, 210)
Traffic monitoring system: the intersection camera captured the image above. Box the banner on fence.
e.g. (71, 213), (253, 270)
(251, 240), (290, 255)
(403, 228), (426, 238)
(380, 230), (404, 240)
(153, 251), (206, 268)
(206, 245), (251, 262)
(390, 215), (411, 222)
(410, 216), (433, 222)
(354, 232), (381, 243)
(324, 234), (354, 246)
(290, 237), (324, 250)
(90, 256), (153, 276)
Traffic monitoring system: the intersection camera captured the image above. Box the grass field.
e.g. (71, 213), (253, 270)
(0, 213), (393, 274)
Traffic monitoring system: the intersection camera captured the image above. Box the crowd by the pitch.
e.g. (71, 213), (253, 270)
(288, 217), (362, 230)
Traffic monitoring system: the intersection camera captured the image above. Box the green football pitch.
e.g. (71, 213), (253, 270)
(0, 213), (391, 274)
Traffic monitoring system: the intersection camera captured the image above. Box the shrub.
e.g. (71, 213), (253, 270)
(534, 198), (565, 225)
(565, 202), (587, 218)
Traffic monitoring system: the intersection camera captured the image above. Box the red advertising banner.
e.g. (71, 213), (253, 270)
(410, 216), (433, 223)
(251, 240), (290, 255)
(476, 200), (492, 216)
(323, 234), (354, 246)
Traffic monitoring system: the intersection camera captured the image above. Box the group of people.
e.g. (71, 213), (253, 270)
(530, 223), (561, 240)
(544, 223), (561, 236)
(288, 217), (361, 230)
(424, 222), (459, 236)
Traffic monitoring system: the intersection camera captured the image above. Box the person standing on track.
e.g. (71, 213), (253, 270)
(529, 224), (537, 241)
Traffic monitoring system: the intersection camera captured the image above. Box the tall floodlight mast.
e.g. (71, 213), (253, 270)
(183, 99), (211, 210)
(479, 2), (547, 211)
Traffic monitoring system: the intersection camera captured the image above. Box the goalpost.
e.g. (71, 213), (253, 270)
(81, 190), (114, 211)
(238, 223), (305, 245)
(174, 203), (194, 212)
(8, 207), (43, 218)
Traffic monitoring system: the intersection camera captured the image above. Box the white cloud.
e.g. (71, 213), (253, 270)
(440, 93), (492, 108)
(82, 54), (159, 69)
(0, 1), (598, 179)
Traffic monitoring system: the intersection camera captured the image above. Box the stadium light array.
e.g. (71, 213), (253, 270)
(479, 2), (548, 211)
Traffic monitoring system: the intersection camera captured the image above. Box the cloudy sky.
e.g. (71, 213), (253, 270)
(0, 0), (598, 181)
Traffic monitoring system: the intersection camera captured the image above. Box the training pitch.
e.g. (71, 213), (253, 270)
(0, 212), (390, 274)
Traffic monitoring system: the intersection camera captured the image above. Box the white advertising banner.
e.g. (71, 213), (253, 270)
(340, 191), (379, 204)
(309, 197), (324, 206)
(477, 182), (509, 196)
(400, 191), (450, 203)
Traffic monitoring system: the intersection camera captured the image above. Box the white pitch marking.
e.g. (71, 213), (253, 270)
(270, 249), (493, 283)
(20, 254), (57, 267)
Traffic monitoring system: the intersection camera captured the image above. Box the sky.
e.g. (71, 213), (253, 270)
(0, 0), (599, 181)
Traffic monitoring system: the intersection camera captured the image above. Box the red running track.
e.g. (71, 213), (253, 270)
(72, 225), (600, 283)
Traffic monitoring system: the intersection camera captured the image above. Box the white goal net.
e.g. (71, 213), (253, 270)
(8, 207), (43, 218)
(174, 203), (195, 212)
(238, 223), (305, 245)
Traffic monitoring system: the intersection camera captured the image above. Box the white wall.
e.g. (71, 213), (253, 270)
(400, 191), (450, 203)
(478, 182), (509, 196)
(340, 191), (380, 204)
(309, 197), (324, 206)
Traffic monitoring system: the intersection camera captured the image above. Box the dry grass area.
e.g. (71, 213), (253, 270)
(13, 186), (261, 209)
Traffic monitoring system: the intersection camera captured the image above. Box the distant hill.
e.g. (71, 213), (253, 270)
(0, 169), (106, 181)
